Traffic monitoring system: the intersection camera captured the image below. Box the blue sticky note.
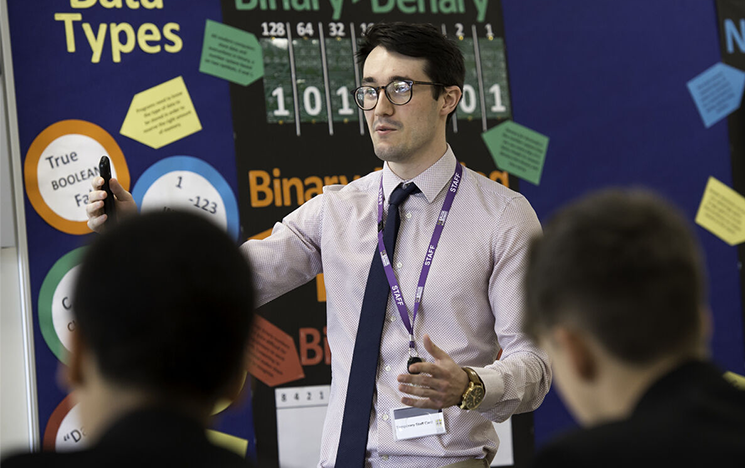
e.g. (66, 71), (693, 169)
(687, 63), (745, 128)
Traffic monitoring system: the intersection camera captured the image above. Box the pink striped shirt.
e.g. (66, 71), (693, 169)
(243, 147), (551, 467)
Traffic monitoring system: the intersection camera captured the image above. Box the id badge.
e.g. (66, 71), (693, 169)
(389, 406), (447, 441)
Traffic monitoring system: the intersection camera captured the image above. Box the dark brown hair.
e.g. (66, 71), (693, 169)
(357, 22), (465, 122)
(74, 211), (254, 402)
(524, 189), (705, 364)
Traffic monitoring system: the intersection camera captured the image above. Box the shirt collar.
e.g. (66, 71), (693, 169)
(381, 145), (457, 204)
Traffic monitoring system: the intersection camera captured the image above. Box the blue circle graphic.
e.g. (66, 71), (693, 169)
(132, 156), (240, 240)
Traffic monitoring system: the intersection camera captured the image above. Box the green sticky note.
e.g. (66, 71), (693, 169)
(481, 121), (549, 185)
(199, 20), (264, 86)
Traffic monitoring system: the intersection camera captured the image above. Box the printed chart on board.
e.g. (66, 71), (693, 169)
(216, 1), (531, 466)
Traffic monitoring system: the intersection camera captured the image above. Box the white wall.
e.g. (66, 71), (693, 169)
(1, 12), (34, 457)
(1, 247), (31, 458)
(1, 21), (14, 248)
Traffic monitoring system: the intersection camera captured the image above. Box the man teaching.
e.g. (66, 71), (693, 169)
(87, 22), (550, 468)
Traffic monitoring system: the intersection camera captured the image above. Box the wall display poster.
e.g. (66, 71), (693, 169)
(4, 0), (533, 466)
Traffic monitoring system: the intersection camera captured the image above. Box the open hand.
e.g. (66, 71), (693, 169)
(396, 334), (470, 409)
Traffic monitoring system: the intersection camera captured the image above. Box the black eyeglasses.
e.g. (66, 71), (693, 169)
(352, 80), (446, 111)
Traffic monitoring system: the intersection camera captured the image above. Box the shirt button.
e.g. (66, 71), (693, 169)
(390, 315), (396, 322)
(405, 212), (411, 219)
(382, 414), (389, 421)
(396, 262), (402, 269)
(384, 364), (391, 372)
(382, 455), (389, 461)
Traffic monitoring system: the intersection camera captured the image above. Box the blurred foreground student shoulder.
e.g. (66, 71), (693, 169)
(2, 211), (255, 468)
(524, 189), (745, 468)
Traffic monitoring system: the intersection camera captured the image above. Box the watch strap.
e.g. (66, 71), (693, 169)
(459, 367), (485, 410)
(462, 367), (482, 386)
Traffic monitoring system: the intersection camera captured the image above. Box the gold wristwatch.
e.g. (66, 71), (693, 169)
(459, 367), (485, 410)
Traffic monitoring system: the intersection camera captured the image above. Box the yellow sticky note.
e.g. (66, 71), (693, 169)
(212, 372), (247, 415)
(724, 371), (745, 390)
(120, 76), (202, 149)
(206, 430), (249, 457)
(695, 176), (745, 246)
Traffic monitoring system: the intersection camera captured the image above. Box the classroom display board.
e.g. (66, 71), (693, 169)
(5, 0), (745, 464)
(3, 0), (535, 466)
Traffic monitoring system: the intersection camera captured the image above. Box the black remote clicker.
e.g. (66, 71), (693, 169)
(99, 156), (116, 225)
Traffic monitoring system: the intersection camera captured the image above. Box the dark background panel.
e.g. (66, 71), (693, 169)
(717, 0), (745, 388)
(216, 2), (532, 465)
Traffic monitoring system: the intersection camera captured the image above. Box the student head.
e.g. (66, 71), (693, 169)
(355, 23), (464, 166)
(68, 210), (254, 430)
(524, 189), (709, 425)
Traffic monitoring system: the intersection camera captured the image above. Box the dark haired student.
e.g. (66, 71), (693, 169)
(2, 211), (255, 468)
(524, 190), (745, 468)
(86, 22), (550, 468)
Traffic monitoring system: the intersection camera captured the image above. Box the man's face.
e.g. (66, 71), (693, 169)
(361, 46), (445, 165)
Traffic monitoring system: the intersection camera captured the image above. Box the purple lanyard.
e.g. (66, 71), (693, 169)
(377, 162), (463, 354)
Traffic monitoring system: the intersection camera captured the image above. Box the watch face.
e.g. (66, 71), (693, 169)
(465, 386), (485, 409)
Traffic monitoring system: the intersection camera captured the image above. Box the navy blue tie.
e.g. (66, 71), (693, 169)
(335, 182), (420, 467)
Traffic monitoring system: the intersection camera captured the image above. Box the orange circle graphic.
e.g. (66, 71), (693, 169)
(43, 392), (75, 451)
(24, 120), (130, 235)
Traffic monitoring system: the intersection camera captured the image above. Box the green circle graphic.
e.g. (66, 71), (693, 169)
(38, 247), (86, 364)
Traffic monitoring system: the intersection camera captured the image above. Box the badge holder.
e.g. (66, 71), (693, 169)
(390, 407), (447, 441)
